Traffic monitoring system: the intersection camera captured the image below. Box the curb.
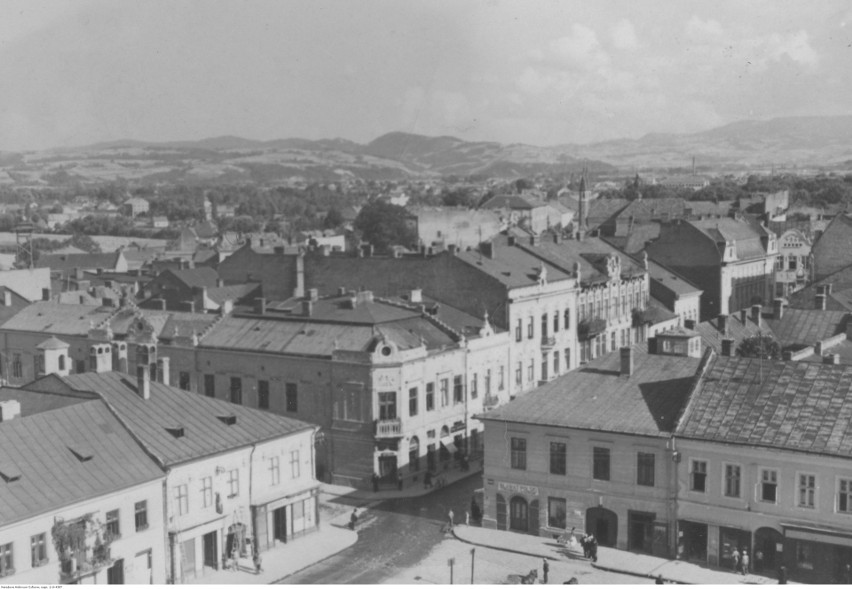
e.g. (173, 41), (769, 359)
(590, 561), (670, 583)
(451, 528), (564, 561)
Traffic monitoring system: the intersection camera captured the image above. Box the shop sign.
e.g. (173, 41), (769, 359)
(497, 481), (539, 496)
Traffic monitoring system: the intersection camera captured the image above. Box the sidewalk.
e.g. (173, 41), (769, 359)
(321, 461), (483, 503)
(454, 526), (787, 585)
(185, 525), (357, 585)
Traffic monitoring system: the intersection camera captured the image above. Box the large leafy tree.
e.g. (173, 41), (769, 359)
(736, 335), (781, 360)
(353, 200), (416, 253)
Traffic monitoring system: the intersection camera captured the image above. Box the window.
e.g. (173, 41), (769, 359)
(553, 312), (559, 333)
(286, 383), (298, 412)
(580, 341), (589, 364)
(553, 351), (559, 374)
(470, 374), (478, 399)
(724, 464), (741, 498)
(453, 375), (464, 403)
(564, 348), (571, 371)
(290, 450), (301, 478)
(408, 387), (418, 416)
(76, 359), (86, 374)
(798, 473), (816, 508)
(378, 392), (397, 419)
(515, 318), (522, 342)
(201, 476), (213, 508)
(637, 452), (655, 487)
(135, 501), (148, 531)
(690, 460), (707, 492)
(229, 377), (242, 404)
(270, 456), (280, 486)
(796, 542), (814, 570)
(527, 317), (534, 339)
(839, 479), (852, 513)
(204, 374), (215, 397)
(485, 370), (491, 395)
(760, 469), (778, 503)
(258, 380), (269, 410)
(174, 484), (188, 515)
(228, 469), (240, 498)
(550, 441), (566, 475)
(12, 354), (22, 379)
(593, 447), (610, 481)
(440, 378), (449, 406)
(0, 543), (12, 577)
(106, 509), (120, 538)
(498, 366), (505, 391)
(527, 359), (534, 382)
(563, 309), (570, 330)
(510, 437), (526, 469)
(30, 533), (47, 567)
(548, 497), (567, 529)
(426, 382), (435, 411)
(179, 371), (190, 391)
(515, 362), (522, 385)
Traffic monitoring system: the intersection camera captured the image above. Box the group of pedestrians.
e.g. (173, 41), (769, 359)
(730, 547), (750, 575)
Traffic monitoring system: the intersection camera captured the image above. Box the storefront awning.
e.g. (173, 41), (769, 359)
(441, 441), (457, 455)
(782, 522), (852, 548)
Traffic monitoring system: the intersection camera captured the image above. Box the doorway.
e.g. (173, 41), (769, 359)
(202, 531), (218, 570)
(586, 507), (618, 547)
(753, 527), (782, 574)
(273, 506), (288, 543)
(628, 511), (655, 553)
(509, 496), (529, 532)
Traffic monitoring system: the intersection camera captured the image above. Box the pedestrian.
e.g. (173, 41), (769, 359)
(741, 548), (749, 575)
(589, 535), (598, 563)
(655, 574), (664, 584)
(372, 472), (379, 492)
(580, 535), (590, 559)
(731, 547), (740, 573)
(447, 508), (455, 530)
(542, 558), (549, 584)
(349, 508), (358, 531)
(465, 510), (470, 526)
(777, 565), (787, 585)
(253, 551), (263, 574)
(844, 564), (852, 584)
(397, 470), (403, 491)
(470, 496), (481, 522)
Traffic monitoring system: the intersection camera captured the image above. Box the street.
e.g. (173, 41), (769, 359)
(280, 473), (650, 585)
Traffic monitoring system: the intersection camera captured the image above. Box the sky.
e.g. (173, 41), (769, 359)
(0, 0), (850, 150)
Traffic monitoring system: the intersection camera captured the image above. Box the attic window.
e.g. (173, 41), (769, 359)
(67, 444), (94, 462)
(217, 415), (237, 426)
(166, 425), (186, 438)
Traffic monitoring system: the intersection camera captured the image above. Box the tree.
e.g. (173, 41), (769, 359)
(736, 335), (781, 360)
(353, 200), (417, 253)
(323, 207), (344, 229)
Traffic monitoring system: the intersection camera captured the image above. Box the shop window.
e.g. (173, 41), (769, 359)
(548, 497), (567, 529)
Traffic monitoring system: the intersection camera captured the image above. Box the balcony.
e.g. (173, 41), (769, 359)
(375, 418), (402, 438)
(540, 335), (556, 349)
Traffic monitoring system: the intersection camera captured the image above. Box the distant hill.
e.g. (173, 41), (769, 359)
(3, 115), (852, 187)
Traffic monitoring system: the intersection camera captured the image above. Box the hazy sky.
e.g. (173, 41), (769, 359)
(0, 0), (850, 150)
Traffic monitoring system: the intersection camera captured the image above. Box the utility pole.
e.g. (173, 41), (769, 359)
(448, 557), (455, 584)
(470, 548), (476, 584)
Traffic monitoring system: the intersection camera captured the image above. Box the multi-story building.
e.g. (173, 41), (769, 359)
(646, 217), (778, 320)
(645, 260), (702, 326)
(22, 364), (319, 584)
(410, 206), (504, 250)
(774, 228), (812, 297)
(478, 343), (705, 554)
(0, 391), (166, 584)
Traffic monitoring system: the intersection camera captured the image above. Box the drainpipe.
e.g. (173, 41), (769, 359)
(248, 443), (257, 552)
(670, 436), (680, 560)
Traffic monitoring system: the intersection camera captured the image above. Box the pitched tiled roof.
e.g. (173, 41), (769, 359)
(51, 372), (315, 468)
(479, 346), (703, 437)
(680, 356), (852, 458)
(766, 309), (849, 348)
(1, 302), (115, 335)
(788, 263), (852, 312)
(695, 312), (772, 355)
(36, 252), (123, 271)
(0, 398), (164, 525)
(160, 267), (220, 289)
(0, 386), (94, 417)
(645, 260), (702, 296)
(204, 283), (259, 305)
(481, 194), (546, 210)
(454, 235), (574, 288)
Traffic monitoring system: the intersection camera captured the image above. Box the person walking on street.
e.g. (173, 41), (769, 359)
(542, 558), (549, 584)
(741, 549), (750, 575)
(447, 508), (455, 531)
(731, 548), (741, 573)
(777, 565), (787, 584)
(349, 508), (358, 531)
(589, 535), (598, 563)
(372, 473), (379, 492)
(397, 471), (403, 491)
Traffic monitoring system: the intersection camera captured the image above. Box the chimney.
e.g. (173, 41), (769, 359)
(337, 286), (347, 296)
(255, 297), (266, 314)
(823, 353), (840, 365)
(410, 288), (423, 303)
(826, 283), (833, 295)
(185, 301), (195, 314)
(620, 346), (634, 376)
(751, 304), (761, 325)
(42, 288), (51, 301)
(816, 293), (826, 311)
(74, 267), (83, 280)
(773, 298), (785, 320)
(217, 278), (225, 287)
(89, 344), (113, 373)
(320, 244), (331, 256)
(721, 338), (734, 357)
(447, 244), (457, 254)
(507, 235), (516, 247)
(3, 290), (12, 307)
(137, 364), (151, 400)
(156, 357), (170, 386)
(739, 309), (747, 324)
(0, 399), (21, 422)
(302, 299), (313, 317)
(554, 232), (562, 244)
(360, 244), (374, 257)
(480, 242), (494, 259)
(308, 288), (319, 301)
(717, 314), (728, 335)
(530, 234), (541, 247)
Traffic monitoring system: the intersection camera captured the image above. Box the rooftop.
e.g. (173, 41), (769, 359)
(766, 308), (849, 349)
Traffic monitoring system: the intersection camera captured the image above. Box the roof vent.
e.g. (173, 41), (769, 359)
(166, 425), (186, 438)
(0, 463), (22, 482)
(217, 415), (237, 426)
(68, 444), (94, 462)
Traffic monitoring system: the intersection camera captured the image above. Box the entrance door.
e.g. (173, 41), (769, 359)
(180, 538), (196, 581)
(628, 511), (655, 553)
(378, 455), (397, 479)
(586, 507), (618, 547)
(427, 444), (436, 471)
(202, 531), (218, 569)
(509, 496), (529, 532)
(679, 521), (708, 562)
(273, 507), (288, 543)
(753, 527), (782, 574)
(107, 558), (124, 584)
(496, 494), (507, 531)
